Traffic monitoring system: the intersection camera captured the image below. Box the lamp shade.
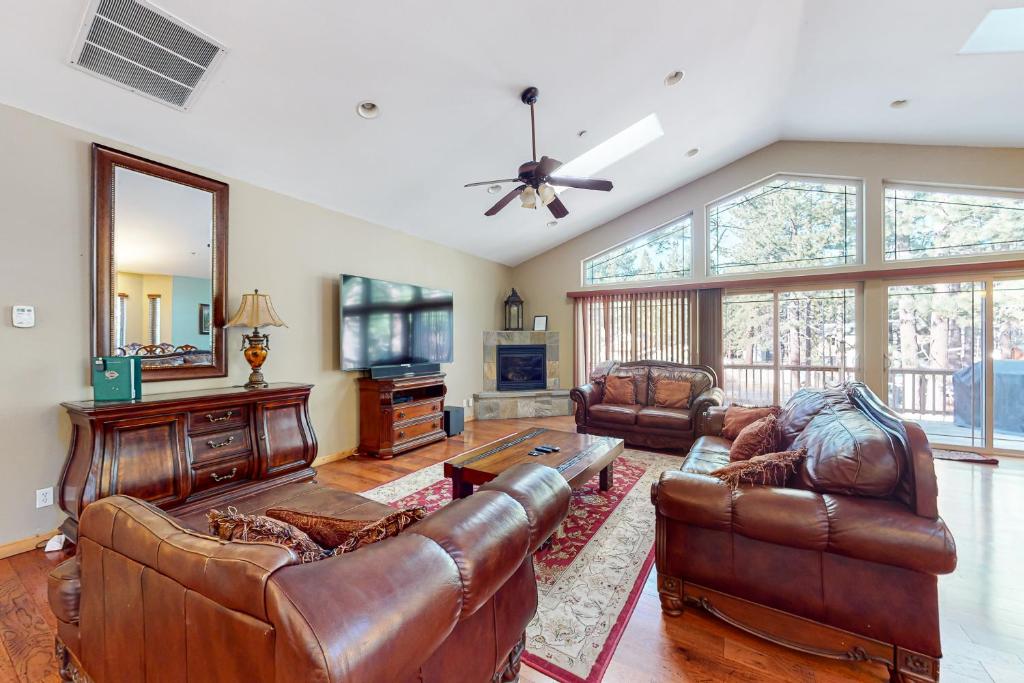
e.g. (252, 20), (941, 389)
(226, 290), (287, 329)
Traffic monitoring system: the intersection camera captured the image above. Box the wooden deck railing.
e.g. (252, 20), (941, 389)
(886, 368), (956, 418)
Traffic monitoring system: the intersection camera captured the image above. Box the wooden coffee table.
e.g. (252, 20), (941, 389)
(444, 428), (624, 499)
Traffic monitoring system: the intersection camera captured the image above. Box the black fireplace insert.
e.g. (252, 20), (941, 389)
(496, 344), (547, 391)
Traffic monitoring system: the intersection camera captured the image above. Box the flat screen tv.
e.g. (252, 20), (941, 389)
(340, 274), (454, 371)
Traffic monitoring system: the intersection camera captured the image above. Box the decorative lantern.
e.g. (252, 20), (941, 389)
(504, 288), (524, 331)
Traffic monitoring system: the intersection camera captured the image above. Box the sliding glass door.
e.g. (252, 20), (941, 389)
(723, 287), (858, 405)
(886, 277), (1024, 453)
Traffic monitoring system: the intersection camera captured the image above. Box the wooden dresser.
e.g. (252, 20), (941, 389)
(358, 373), (447, 458)
(58, 383), (317, 541)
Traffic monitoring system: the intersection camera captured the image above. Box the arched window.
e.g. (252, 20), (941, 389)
(582, 215), (691, 286)
(707, 174), (861, 275)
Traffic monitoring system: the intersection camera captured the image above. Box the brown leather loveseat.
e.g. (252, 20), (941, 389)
(570, 361), (724, 450)
(48, 462), (570, 683)
(651, 382), (957, 682)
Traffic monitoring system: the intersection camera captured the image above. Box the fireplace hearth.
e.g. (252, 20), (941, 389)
(496, 344), (546, 391)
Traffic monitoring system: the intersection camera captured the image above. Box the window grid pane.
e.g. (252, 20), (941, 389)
(884, 184), (1024, 261)
(708, 176), (859, 276)
(583, 216), (691, 286)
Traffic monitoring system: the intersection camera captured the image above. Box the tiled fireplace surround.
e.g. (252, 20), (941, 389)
(473, 331), (572, 420)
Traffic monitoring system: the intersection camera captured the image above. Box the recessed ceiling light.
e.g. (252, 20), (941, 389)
(547, 220), (558, 228)
(555, 114), (664, 194)
(686, 147), (700, 157)
(664, 70), (685, 86)
(961, 8), (1024, 54)
(890, 99), (909, 109)
(356, 101), (380, 119)
(487, 184), (503, 194)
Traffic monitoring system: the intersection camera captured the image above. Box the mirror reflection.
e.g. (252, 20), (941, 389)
(112, 166), (215, 368)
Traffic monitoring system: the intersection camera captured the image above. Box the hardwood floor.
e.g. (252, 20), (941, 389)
(3, 415), (1022, 682)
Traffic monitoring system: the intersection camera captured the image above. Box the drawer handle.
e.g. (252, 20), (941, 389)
(210, 467), (238, 482)
(398, 430), (405, 439)
(205, 411), (234, 423)
(206, 436), (236, 449)
(397, 411), (406, 419)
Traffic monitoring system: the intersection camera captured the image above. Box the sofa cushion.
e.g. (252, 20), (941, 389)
(207, 509), (328, 563)
(729, 414), (779, 461)
(792, 402), (900, 498)
(711, 449), (807, 489)
(732, 487), (829, 551)
(267, 507), (426, 553)
(777, 386), (852, 449)
(652, 377), (692, 409)
(637, 407), (692, 430)
(603, 374), (637, 405)
(681, 436), (731, 475)
(648, 365), (713, 405)
(590, 403), (641, 425)
(722, 405), (781, 440)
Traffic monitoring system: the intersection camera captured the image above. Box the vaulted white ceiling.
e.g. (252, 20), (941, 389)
(1, 1), (1021, 266)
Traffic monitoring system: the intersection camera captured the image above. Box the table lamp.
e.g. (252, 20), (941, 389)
(226, 289), (287, 389)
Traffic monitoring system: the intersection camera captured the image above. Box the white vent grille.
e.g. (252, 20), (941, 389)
(69, 0), (225, 110)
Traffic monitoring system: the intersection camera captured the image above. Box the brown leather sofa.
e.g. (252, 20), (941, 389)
(650, 382), (957, 682)
(48, 462), (570, 683)
(570, 361), (724, 450)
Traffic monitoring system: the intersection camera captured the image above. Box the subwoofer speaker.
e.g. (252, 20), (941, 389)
(443, 406), (464, 436)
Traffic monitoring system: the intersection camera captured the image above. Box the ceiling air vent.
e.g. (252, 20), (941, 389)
(69, 0), (226, 110)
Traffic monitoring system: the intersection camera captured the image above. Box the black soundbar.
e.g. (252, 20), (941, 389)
(369, 362), (442, 379)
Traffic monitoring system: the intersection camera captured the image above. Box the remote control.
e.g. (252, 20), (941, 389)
(534, 446), (554, 453)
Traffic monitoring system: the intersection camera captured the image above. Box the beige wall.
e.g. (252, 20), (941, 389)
(511, 141), (1024, 394)
(0, 103), (511, 546)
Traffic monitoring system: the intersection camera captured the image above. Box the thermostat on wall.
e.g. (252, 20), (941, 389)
(12, 305), (34, 328)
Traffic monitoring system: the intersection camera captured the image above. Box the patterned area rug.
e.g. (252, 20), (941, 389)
(363, 448), (679, 683)
(933, 448), (999, 465)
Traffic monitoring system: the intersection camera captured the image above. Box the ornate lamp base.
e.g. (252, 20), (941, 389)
(241, 328), (271, 390)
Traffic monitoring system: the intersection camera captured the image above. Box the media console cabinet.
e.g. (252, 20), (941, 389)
(358, 373), (447, 458)
(58, 383), (317, 542)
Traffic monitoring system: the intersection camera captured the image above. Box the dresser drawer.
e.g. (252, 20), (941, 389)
(192, 454), (252, 494)
(393, 415), (443, 445)
(392, 399), (443, 425)
(189, 427), (252, 465)
(188, 405), (248, 432)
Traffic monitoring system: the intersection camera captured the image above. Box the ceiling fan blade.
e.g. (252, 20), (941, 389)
(546, 176), (613, 191)
(536, 156), (562, 178)
(484, 185), (526, 216)
(464, 178), (521, 188)
(547, 195), (569, 219)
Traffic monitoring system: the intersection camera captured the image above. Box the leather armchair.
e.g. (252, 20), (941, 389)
(49, 462), (571, 683)
(652, 383), (957, 682)
(571, 361), (724, 450)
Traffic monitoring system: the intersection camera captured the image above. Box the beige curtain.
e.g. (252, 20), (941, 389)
(573, 290), (689, 385)
(697, 288), (723, 385)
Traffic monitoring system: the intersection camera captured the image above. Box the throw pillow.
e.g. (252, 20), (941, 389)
(267, 507), (427, 554)
(722, 405), (782, 440)
(653, 378), (692, 409)
(728, 414), (779, 462)
(603, 374), (637, 405)
(711, 449), (808, 489)
(207, 508), (327, 563)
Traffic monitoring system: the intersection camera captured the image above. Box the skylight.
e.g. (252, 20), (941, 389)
(554, 114), (664, 191)
(960, 8), (1024, 54)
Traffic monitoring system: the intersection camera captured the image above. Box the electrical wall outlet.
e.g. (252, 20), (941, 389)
(35, 487), (53, 509)
(463, 397), (473, 409)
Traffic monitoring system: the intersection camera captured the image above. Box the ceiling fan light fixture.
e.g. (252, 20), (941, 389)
(520, 186), (537, 209)
(539, 183), (556, 206)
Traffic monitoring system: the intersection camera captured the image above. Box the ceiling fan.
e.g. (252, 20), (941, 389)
(465, 86), (613, 219)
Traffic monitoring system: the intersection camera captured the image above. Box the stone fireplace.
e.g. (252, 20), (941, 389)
(474, 331), (571, 419)
(496, 344), (547, 391)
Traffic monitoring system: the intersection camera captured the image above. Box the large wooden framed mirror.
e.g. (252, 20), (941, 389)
(92, 144), (228, 381)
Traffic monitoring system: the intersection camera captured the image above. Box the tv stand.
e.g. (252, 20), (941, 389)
(358, 373), (447, 458)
